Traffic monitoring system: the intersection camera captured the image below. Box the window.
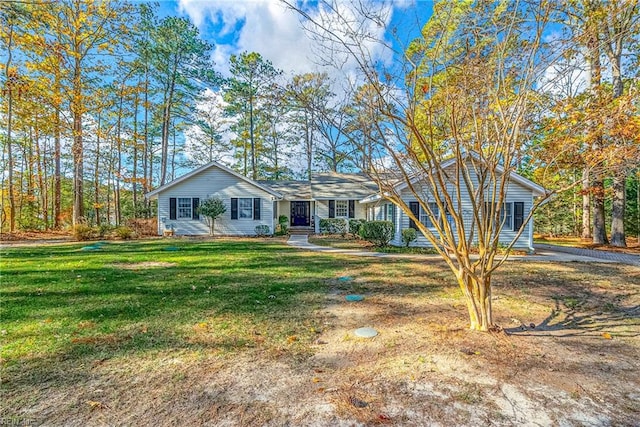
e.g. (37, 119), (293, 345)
(169, 197), (199, 220)
(483, 202), (523, 231)
(178, 198), (192, 219)
(409, 201), (450, 229)
(239, 198), (253, 219)
(420, 202), (439, 228)
(329, 200), (355, 218)
(335, 200), (348, 218)
(384, 203), (396, 223)
(231, 198), (261, 220)
(502, 203), (512, 229)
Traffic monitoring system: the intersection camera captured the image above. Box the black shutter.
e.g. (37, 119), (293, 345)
(169, 198), (177, 220)
(253, 198), (261, 220)
(328, 200), (335, 218)
(192, 198), (200, 220)
(514, 202), (524, 231)
(231, 198), (238, 220)
(348, 200), (355, 218)
(409, 202), (419, 229)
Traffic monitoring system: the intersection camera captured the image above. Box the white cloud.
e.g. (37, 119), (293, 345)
(177, 0), (396, 82)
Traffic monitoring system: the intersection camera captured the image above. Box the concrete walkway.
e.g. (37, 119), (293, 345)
(534, 243), (640, 267)
(287, 235), (638, 265)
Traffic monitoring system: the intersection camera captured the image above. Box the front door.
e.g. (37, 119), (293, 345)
(290, 201), (310, 226)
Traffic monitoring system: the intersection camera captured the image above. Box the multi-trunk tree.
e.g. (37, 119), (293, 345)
(286, 0), (556, 331)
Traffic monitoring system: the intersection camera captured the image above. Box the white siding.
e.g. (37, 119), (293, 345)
(156, 166), (276, 236)
(394, 166), (535, 250)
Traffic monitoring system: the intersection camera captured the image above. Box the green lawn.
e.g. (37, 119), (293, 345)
(1, 239), (368, 368)
(2, 238), (638, 425)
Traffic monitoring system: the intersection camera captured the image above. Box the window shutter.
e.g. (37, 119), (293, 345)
(231, 198), (238, 220)
(348, 200), (355, 218)
(328, 200), (335, 218)
(409, 202), (419, 229)
(169, 198), (177, 220)
(514, 202), (524, 231)
(192, 198), (200, 220)
(253, 198), (261, 220)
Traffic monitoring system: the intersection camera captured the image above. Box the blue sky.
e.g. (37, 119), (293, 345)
(150, 0), (434, 78)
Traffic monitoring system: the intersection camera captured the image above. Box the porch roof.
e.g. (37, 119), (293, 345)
(310, 172), (379, 200)
(257, 180), (312, 200)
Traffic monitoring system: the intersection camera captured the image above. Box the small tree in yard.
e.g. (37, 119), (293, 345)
(198, 198), (226, 236)
(284, 0), (564, 331)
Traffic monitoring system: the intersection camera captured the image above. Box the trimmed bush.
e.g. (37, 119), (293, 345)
(359, 220), (394, 247)
(319, 218), (348, 236)
(401, 228), (418, 247)
(348, 219), (367, 236)
(255, 224), (271, 236)
(73, 224), (95, 241)
(115, 226), (135, 240)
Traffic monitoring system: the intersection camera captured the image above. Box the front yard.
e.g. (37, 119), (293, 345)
(1, 239), (638, 425)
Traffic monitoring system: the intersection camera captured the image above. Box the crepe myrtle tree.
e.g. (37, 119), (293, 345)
(198, 197), (226, 236)
(283, 0), (571, 331)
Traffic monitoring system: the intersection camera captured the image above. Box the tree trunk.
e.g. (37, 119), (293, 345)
(582, 169), (591, 239)
(586, 20), (607, 245)
(54, 83), (62, 229)
(610, 173), (626, 246)
(143, 69), (151, 217)
(5, 84), (16, 232)
(170, 120), (177, 181)
(94, 113), (101, 226)
(133, 89), (139, 217)
(160, 61), (178, 186)
(458, 270), (493, 331)
(249, 91), (256, 180)
(72, 79), (84, 225)
(4, 22), (16, 232)
(115, 86), (124, 226)
(34, 114), (47, 229)
(607, 29), (627, 247)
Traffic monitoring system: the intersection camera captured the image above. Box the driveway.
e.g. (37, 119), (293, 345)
(287, 235), (639, 266)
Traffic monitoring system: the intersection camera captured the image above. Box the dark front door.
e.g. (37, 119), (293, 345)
(290, 201), (310, 226)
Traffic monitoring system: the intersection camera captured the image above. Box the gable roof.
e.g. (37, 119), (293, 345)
(257, 180), (312, 200)
(360, 153), (547, 203)
(311, 172), (379, 200)
(145, 161), (283, 200)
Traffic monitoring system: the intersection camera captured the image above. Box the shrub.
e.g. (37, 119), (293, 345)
(277, 215), (289, 235)
(255, 224), (271, 236)
(348, 219), (367, 236)
(97, 224), (114, 238)
(359, 221), (394, 247)
(126, 218), (157, 236)
(73, 224), (95, 241)
(115, 226), (135, 240)
(319, 218), (347, 236)
(401, 228), (418, 247)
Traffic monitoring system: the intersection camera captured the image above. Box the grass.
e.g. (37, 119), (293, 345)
(2, 238), (639, 425)
(1, 239), (369, 367)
